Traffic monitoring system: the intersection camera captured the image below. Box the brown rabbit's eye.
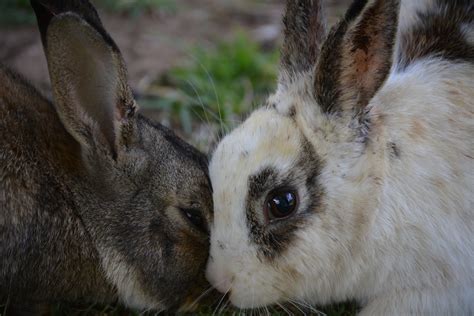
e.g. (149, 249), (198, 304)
(265, 190), (298, 221)
(180, 208), (208, 233)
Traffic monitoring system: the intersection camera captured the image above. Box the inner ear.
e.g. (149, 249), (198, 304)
(43, 13), (136, 156)
(314, 0), (400, 114)
(53, 23), (119, 147)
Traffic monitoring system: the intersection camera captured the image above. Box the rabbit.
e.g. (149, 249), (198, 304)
(206, 0), (474, 315)
(0, 0), (213, 314)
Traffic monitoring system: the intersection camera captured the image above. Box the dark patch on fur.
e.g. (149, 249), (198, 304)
(218, 240), (226, 250)
(388, 142), (400, 158)
(287, 105), (297, 118)
(265, 101), (277, 110)
(397, 0), (474, 70)
(245, 138), (323, 260)
(248, 167), (278, 202)
(357, 108), (372, 143)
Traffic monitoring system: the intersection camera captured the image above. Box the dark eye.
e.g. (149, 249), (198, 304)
(264, 190), (298, 221)
(180, 208), (208, 233)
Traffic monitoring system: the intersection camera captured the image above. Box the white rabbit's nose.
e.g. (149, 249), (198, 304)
(214, 275), (233, 294)
(206, 261), (234, 294)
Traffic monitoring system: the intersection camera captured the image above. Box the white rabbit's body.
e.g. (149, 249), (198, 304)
(308, 60), (474, 314)
(207, 0), (473, 314)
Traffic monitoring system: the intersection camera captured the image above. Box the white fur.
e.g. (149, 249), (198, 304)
(207, 40), (474, 316)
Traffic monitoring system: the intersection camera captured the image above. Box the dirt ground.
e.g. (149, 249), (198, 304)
(0, 0), (350, 97)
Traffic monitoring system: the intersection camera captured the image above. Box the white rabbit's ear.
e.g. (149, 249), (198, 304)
(314, 0), (400, 114)
(31, 0), (137, 158)
(279, 0), (327, 85)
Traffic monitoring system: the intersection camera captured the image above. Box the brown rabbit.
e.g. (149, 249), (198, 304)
(0, 0), (213, 313)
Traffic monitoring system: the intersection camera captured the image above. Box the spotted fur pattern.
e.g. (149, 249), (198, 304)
(207, 0), (474, 314)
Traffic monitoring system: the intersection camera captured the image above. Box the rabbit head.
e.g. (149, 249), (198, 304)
(30, 0), (213, 310)
(206, 0), (402, 308)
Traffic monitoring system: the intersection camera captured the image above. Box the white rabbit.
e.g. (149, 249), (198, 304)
(206, 0), (474, 314)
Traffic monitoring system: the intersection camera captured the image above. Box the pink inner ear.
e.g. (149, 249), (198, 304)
(338, 1), (397, 110)
(347, 42), (389, 107)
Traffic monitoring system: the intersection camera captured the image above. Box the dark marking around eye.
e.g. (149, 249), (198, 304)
(248, 167), (277, 201)
(245, 136), (324, 261)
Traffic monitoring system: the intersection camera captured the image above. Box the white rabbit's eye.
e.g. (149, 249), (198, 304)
(264, 190), (298, 222)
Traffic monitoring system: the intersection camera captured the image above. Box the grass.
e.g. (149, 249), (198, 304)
(141, 32), (279, 136)
(0, 0), (36, 25)
(96, 0), (176, 16)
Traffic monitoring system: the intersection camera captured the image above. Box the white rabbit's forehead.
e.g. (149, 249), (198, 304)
(210, 108), (322, 258)
(210, 109), (302, 210)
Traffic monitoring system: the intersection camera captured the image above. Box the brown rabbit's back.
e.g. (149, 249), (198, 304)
(0, 64), (115, 307)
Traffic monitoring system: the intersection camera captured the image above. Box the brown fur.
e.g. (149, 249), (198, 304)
(0, 0), (213, 313)
(397, 0), (474, 70)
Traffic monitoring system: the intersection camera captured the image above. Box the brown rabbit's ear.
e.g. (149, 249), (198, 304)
(279, 0), (327, 84)
(314, 0), (400, 114)
(31, 0), (137, 158)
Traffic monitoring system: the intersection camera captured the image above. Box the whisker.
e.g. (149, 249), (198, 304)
(218, 298), (231, 314)
(265, 305), (271, 316)
(276, 302), (293, 316)
(186, 284), (217, 310)
(291, 298), (324, 315)
(212, 282), (232, 316)
(287, 299), (306, 315)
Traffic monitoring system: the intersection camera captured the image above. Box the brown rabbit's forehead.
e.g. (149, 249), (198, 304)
(140, 116), (212, 213)
(211, 108), (324, 260)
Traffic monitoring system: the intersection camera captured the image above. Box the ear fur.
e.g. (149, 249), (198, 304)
(31, 0), (137, 157)
(280, 0), (327, 84)
(314, 0), (400, 114)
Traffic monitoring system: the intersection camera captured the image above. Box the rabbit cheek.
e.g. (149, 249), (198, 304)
(207, 110), (322, 307)
(131, 219), (208, 309)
